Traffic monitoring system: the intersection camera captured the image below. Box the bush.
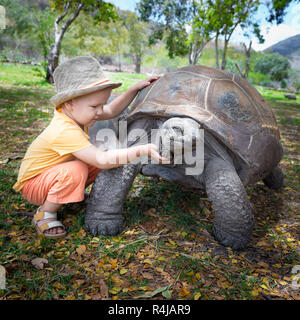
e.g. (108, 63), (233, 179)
(280, 79), (287, 88)
(248, 71), (272, 86)
(143, 45), (188, 72)
(254, 53), (290, 81)
(225, 57), (239, 73)
(294, 81), (300, 93)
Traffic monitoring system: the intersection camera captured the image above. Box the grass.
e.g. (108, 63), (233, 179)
(0, 62), (299, 300)
(0, 63), (51, 89)
(107, 72), (149, 94)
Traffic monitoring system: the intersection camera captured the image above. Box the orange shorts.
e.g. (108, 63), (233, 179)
(21, 160), (100, 206)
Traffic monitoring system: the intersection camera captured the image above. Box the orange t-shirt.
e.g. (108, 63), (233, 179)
(13, 108), (92, 192)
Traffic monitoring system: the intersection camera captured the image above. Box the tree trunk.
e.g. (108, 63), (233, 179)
(235, 41), (252, 79)
(45, 2), (84, 83)
(188, 43), (195, 65)
(215, 33), (220, 69)
(219, 2), (252, 72)
(221, 39), (229, 70)
(46, 43), (60, 83)
(117, 47), (122, 72)
(189, 38), (209, 65)
(135, 56), (141, 73)
(243, 40), (252, 79)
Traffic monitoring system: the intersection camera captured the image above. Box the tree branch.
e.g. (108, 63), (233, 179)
(60, 3), (85, 38)
(235, 63), (244, 77)
(55, 2), (85, 46)
(56, 1), (71, 25)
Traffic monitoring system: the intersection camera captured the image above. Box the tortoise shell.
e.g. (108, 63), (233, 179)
(126, 66), (283, 181)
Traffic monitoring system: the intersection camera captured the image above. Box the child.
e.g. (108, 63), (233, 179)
(13, 56), (166, 238)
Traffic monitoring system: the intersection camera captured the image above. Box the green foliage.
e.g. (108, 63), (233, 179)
(254, 53), (291, 81)
(248, 71), (272, 86)
(225, 56), (239, 73)
(42, 1), (119, 82)
(1, 0), (298, 86)
(137, 0), (219, 64)
(211, 0), (261, 69)
(280, 79), (287, 88)
(210, 0), (260, 39)
(165, 28), (189, 59)
(137, 0), (194, 59)
(267, 0), (299, 24)
(121, 11), (149, 72)
(102, 19), (128, 59)
(30, 8), (55, 70)
(137, 0), (262, 67)
(143, 45), (188, 72)
(0, 2), (52, 68)
(50, 0), (118, 23)
(0, 0), (33, 38)
(293, 81), (300, 93)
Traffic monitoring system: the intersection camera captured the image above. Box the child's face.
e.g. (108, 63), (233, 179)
(64, 87), (112, 127)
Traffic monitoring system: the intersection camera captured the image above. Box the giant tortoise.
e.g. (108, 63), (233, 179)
(86, 65), (284, 249)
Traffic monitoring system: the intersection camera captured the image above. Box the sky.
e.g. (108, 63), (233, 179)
(107, 0), (300, 51)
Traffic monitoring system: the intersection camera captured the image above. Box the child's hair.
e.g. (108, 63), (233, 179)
(57, 100), (71, 110)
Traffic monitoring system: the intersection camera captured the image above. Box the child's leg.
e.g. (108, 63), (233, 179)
(21, 160), (90, 235)
(40, 199), (63, 213)
(86, 164), (101, 187)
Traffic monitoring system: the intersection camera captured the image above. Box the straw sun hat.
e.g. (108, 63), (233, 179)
(50, 56), (122, 108)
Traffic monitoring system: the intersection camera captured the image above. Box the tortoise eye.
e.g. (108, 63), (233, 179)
(173, 126), (184, 135)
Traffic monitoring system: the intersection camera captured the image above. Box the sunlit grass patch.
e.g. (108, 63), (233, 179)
(0, 63), (52, 89)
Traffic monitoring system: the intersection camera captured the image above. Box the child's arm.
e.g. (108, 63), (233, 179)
(73, 142), (168, 170)
(102, 76), (160, 120)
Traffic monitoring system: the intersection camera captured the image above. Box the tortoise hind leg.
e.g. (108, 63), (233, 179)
(263, 167), (284, 190)
(204, 157), (254, 249)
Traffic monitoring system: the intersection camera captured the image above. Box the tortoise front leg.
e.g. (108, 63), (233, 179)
(263, 166), (284, 190)
(85, 163), (141, 236)
(204, 157), (254, 249)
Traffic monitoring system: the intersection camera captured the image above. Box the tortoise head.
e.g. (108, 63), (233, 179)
(157, 117), (202, 163)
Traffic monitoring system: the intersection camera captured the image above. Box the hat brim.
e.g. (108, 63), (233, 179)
(50, 81), (122, 107)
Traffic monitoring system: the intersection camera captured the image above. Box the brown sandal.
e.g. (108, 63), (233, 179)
(32, 207), (66, 238)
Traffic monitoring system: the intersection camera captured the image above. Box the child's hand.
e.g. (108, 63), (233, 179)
(133, 76), (160, 91)
(144, 143), (170, 164)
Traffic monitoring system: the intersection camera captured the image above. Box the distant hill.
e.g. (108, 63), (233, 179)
(264, 34), (300, 70)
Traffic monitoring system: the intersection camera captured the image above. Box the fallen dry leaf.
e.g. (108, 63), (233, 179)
(120, 268), (128, 275)
(142, 272), (154, 280)
(31, 258), (48, 270)
(256, 240), (271, 247)
(76, 245), (86, 256)
(99, 279), (109, 299)
(19, 254), (30, 262)
(179, 287), (190, 297)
